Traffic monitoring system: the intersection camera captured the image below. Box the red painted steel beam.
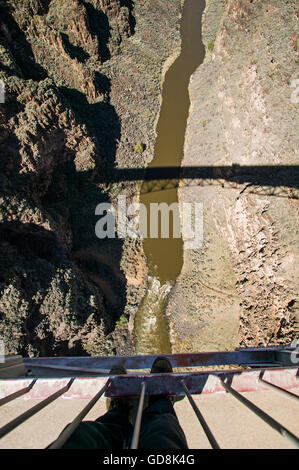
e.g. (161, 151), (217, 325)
(0, 367), (297, 400)
(105, 368), (299, 397)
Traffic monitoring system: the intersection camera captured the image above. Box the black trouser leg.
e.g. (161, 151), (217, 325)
(51, 398), (187, 449)
(56, 406), (133, 449)
(138, 397), (188, 449)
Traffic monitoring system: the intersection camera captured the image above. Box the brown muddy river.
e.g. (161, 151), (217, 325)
(134, 0), (205, 354)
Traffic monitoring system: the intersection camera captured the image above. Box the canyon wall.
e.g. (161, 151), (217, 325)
(168, 0), (299, 352)
(0, 0), (182, 356)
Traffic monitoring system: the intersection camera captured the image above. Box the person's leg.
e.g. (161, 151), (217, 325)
(59, 405), (133, 449)
(50, 366), (133, 449)
(137, 357), (188, 449)
(138, 396), (188, 449)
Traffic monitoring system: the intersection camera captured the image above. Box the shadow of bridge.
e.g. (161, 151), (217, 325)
(96, 164), (299, 199)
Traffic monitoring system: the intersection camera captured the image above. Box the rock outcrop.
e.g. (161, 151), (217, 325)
(0, 0), (182, 356)
(169, 0), (299, 351)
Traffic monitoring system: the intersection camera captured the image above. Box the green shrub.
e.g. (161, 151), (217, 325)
(116, 314), (128, 327)
(207, 41), (215, 52)
(135, 142), (145, 154)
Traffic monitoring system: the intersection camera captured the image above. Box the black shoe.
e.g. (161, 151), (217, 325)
(150, 356), (173, 374)
(106, 366), (127, 411)
(106, 366), (142, 425)
(149, 356), (184, 404)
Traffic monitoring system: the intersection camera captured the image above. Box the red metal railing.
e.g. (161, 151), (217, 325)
(0, 345), (298, 449)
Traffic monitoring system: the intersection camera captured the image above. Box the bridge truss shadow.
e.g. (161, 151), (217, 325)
(96, 164), (299, 199)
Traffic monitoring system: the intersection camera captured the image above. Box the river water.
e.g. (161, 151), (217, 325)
(134, 0), (205, 354)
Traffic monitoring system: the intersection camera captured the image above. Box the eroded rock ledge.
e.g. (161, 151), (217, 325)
(0, 0), (182, 356)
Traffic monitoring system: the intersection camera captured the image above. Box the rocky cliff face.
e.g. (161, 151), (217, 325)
(0, 0), (182, 356)
(169, 0), (299, 352)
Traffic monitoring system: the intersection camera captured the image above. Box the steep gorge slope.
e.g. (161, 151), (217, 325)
(168, 0), (299, 352)
(0, 0), (182, 356)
